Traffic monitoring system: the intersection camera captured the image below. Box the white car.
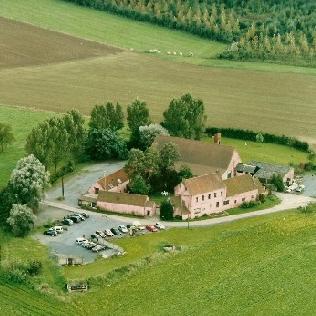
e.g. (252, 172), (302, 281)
(49, 226), (63, 234)
(155, 222), (166, 230)
(104, 229), (114, 237)
(75, 237), (87, 245)
(118, 225), (128, 234)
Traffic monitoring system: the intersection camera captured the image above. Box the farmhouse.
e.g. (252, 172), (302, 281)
(236, 161), (294, 185)
(153, 135), (241, 179)
(97, 191), (156, 216)
(174, 173), (265, 219)
(88, 168), (128, 194)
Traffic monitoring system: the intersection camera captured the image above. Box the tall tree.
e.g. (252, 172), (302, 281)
(163, 93), (206, 140)
(89, 102), (124, 132)
(0, 123), (15, 153)
(8, 154), (50, 211)
(127, 99), (151, 146)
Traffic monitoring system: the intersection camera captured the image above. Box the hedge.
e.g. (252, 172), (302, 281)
(205, 127), (310, 153)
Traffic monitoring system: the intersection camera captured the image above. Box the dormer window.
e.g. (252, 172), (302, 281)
(214, 193), (217, 198)
(208, 194), (211, 199)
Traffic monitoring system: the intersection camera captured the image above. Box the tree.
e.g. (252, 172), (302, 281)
(271, 174), (285, 192)
(86, 128), (128, 161)
(125, 148), (146, 179)
(177, 164), (193, 181)
(25, 117), (70, 172)
(0, 123), (15, 153)
(159, 142), (180, 172)
(7, 204), (36, 237)
(63, 110), (86, 160)
(163, 93), (206, 140)
(127, 99), (151, 146)
(139, 123), (169, 150)
(129, 175), (150, 195)
(89, 103), (124, 132)
(256, 133), (264, 143)
(9, 154), (50, 210)
(160, 199), (174, 220)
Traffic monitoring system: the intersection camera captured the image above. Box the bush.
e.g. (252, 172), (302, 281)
(6, 204), (36, 237)
(26, 260), (42, 276)
(271, 174), (285, 192)
(240, 201), (260, 209)
(298, 203), (316, 214)
(160, 199), (174, 221)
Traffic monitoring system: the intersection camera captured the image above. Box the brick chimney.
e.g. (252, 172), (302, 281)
(214, 133), (221, 144)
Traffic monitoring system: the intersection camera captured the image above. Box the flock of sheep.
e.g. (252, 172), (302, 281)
(129, 47), (194, 57)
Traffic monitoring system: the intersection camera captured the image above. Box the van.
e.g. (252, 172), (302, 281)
(53, 226), (64, 234)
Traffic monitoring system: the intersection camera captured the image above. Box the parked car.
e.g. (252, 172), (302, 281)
(76, 237), (87, 245)
(104, 229), (114, 237)
(96, 230), (106, 238)
(81, 212), (89, 218)
(118, 225), (128, 234)
(90, 234), (98, 240)
(155, 222), (166, 230)
(92, 245), (105, 252)
(49, 226), (63, 234)
(44, 230), (57, 236)
(132, 221), (145, 230)
(85, 242), (97, 250)
(74, 213), (86, 221)
(62, 218), (73, 226)
(110, 228), (121, 236)
(68, 215), (81, 223)
(146, 225), (158, 232)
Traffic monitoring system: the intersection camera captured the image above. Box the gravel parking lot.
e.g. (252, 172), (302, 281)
(35, 211), (130, 263)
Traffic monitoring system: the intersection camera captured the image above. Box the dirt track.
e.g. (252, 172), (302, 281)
(0, 17), (121, 69)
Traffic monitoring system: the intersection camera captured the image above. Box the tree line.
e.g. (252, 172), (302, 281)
(63, 0), (316, 66)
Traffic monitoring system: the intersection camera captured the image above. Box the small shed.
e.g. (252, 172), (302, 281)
(54, 255), (84, 266)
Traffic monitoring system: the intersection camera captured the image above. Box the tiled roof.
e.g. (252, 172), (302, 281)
(97, 168), (128, 190)
(183, 174), (224, 195)
(224, 174), (264, 197)
(98, 191), (149, 207)
(153, 135), (236, 176)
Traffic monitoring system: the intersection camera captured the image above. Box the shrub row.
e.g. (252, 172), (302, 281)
(205, 127), (310, 152)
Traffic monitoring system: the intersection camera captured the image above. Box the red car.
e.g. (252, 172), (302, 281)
(146, 225), (158, 232)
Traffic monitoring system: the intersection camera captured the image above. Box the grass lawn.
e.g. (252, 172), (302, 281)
(203, 136), (309, 165)
(1, 209), (316, 314)
(0, 105), (53, 189)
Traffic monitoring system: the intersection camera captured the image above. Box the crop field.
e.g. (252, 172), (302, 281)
(1, 210), (316, 314)
(0, 1), (316, 142)
(1, 50), (316, 141)
(0, 17), (120, 70)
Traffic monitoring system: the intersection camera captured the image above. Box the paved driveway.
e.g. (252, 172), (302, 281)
(45, 161), (124, 207)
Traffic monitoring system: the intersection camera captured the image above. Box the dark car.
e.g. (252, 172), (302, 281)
(68, 215), (81, 223)
(73, 213), (86, 221)
(81, 213), (89, 218)
(110, 228), (121, 236)
(44, 230), (57, 236)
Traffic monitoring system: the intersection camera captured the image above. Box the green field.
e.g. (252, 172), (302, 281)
(1, 209), (316, 314)
(0, 106), (308, 189)
(205, 136), (309, 165)
(1, 0), (316, 143)
(0, 106), (53, 188)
